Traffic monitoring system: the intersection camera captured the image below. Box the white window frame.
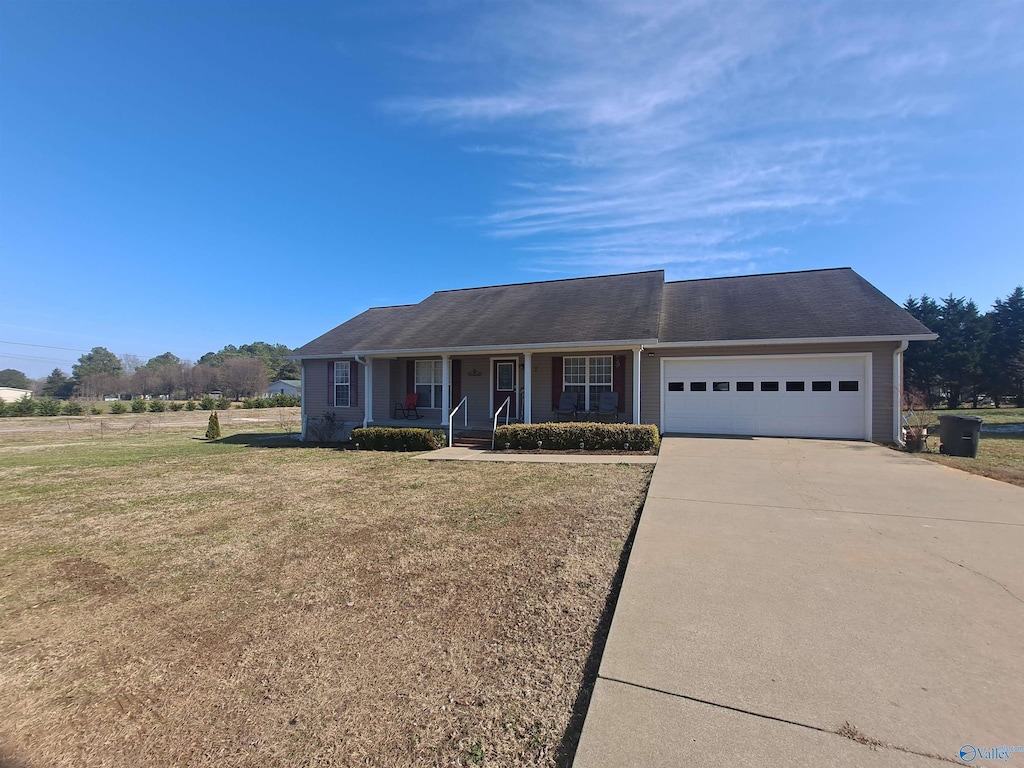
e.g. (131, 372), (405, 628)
(563, 355), (613, 410)
(414, 359), (443, 408)
(334, 362), (350, 408)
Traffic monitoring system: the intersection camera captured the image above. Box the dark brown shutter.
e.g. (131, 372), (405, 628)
(328, 361), (335, 408)
(406, 360), (416, 404)
(614, 355), (626, 413)
(452, 359), (462, 407)
(350, 361), (359, 408)
(551, 356), (563, 409)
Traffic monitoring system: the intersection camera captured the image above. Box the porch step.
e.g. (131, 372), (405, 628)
(451, 435), (492, 449)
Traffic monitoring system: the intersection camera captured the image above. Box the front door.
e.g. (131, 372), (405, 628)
(493, 359), (518, 420)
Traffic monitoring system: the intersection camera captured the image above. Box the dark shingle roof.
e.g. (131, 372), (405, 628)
(658, 268), (933, 342)
(293, 270), (665, 355)
(294, 267), (933, 356)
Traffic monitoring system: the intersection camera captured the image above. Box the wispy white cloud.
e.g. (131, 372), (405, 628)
(384, 0), (1024, 278)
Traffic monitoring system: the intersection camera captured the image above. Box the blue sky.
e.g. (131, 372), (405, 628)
(1, 0), (1022, 379)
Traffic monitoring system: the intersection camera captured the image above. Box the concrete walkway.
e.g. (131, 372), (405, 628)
(414, 446), (658, 464)
(573, 437), (1024, 767)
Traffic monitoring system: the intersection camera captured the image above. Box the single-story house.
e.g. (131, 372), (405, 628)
(0, 386), (33, 403)
(267, 379), (301, 398)
(291, 268), (935, 443)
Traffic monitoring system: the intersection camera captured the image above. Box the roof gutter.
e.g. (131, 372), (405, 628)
(649, 334), (936, 349)
(288, 338), (660, 360)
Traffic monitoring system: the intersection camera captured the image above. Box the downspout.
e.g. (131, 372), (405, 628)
(300, 361), (307, 441)
(893, 340), (909, 446)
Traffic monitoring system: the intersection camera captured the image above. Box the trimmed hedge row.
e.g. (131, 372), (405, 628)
(350, 427), (446, 452)
(494, 422), (660, 452)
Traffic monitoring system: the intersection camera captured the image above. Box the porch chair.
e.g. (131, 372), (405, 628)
(595, 391), (619, 422)
(553, 391), (580, 421)
(394, 393), (423, 420)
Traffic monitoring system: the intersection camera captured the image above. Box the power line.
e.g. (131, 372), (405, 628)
(0, 340), (91, 353)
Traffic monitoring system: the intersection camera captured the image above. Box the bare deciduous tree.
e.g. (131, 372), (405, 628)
(221, 358), (269, 400)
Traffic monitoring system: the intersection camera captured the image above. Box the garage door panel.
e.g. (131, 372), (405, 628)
(663, 355), (868, 440)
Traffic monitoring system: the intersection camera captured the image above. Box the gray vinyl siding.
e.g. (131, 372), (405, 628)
(370, 358), (390, 422)
(302, 358), (365, 429)
(457, 355), (492, 422)
(640, 342), (900, 442)
(529, 351), (636, 423)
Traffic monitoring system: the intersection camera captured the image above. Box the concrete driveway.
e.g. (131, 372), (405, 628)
(573, 437), (1024, 767)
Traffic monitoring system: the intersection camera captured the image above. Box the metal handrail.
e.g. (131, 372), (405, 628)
(491, 396), (511, 450)
(447, 396), (468, 448)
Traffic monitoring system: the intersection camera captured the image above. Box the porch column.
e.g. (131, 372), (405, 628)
(523, 352), (533, 424)
(441, 354), (451, 422)
(633, 348), (642, 425)
(363, 357), (372, 428)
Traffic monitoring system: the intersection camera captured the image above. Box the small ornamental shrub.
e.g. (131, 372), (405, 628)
(184, 400), (197, 411)
(169, 401), (184, 411)
(90, 404), (103, 415)
(9, 394), (37, 417)
(148, 399), (167, 412)
(36, 398), (63, 416)
(62, 400), (86, 416)
(199, 396), (216, 411)
(108, 401), (129, 414)
(0, 401), (7, 417)
(350, 427), (446, 452)
(215, 396), (232, 410)
(131, 398), (148, 413)
(205, 411), (222, 440)
(493, 422), (660, 452)
(270, 393), (301, 407)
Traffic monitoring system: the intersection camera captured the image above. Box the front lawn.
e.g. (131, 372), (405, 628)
(910, 407), (1024, 488)
(0, 421), (651, 767)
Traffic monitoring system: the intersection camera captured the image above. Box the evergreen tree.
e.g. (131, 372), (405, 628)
(205, 411), (221, 440)
(985, 286), (1024, 406)
(903, 296), (942, 406)
(0, 369), (31, 389)
(41, 369), (75, 399)
(934, 296), (987, 409)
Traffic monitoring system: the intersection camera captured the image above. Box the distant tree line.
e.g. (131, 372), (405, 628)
(904, 286), (1024, 408)
(11, 341), (299, 402)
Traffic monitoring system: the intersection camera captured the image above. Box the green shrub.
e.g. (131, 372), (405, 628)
(493, 422), (660, 452)
(62, 400), (85, 416)
(90, 404), (103, 415)
(185, 400), (197, 411)
(270, 393), (301, 407)
(169, 401), (184, 411)
(108, 401), (129, 414)
(350, 427), (446, 451)
(205, 411), (221, 440)
(130, 398), (148, 413)
(8, 394), (37, 417)
(215, 396), (232, 410)
(148, 399), (167, 412)
(36, 398), (63, 416)
(199, 396), (216, 411)
(0, 401), (6, 417)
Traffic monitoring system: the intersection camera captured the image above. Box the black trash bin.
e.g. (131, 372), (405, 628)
(938, 415), (982, 458)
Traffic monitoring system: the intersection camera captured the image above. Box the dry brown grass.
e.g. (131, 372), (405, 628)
(0, 420), (650, 767)
(918, 433), (1024, 488)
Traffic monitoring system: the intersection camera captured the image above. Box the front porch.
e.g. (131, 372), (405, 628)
(358, 349), (643, 430)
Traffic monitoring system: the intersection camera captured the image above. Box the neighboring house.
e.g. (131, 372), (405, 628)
(267, 379), (301, 398)
(0, 387), (32, 403)
(291, 269), (935, 443)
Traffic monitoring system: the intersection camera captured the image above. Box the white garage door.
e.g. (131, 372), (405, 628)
(662, 355), (869, 439)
